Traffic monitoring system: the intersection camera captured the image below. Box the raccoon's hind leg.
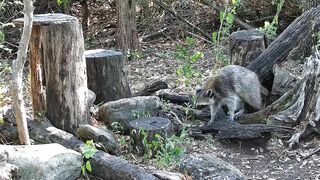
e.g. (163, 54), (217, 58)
(224, 95), (242, 122)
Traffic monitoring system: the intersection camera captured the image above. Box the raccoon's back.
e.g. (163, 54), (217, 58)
(221, 65), (262, 110)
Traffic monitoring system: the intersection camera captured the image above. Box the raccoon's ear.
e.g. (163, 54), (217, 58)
(195, 85), (202, 94)
(205, 89), (214, 98)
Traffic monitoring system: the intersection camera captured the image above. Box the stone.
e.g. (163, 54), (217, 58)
(0, 143), (82, 180)
(178, 153), (246, 180)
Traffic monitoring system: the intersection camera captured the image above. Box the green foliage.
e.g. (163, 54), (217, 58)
(132, 110), (152, 119)
(81, 140), (97, 176)
(56, 0), (68, 7)
(155, 128), (188, 167)
(134, 127), (188, 168)
(174, 37), (203, 84)
(211, 0), (239, 65)
(260, 0), (284, 40)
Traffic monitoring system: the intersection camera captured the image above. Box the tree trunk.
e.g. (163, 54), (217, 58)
(229, 29), (266, 67)
(10, 0), (33, 145)
(116, 0), (139, 57)
(85, 49), (131, 104)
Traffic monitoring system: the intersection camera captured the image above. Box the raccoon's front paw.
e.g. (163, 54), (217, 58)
(234, 109), (245, 120)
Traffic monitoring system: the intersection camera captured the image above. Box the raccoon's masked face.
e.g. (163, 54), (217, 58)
(195, 85), (215, 106)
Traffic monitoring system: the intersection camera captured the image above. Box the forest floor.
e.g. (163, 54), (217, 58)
(0, 1), (320, 180)
(119, 42), (320, 180)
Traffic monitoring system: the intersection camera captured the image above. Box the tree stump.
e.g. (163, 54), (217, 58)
(246, 6), (320, 87)
(229, 29), (266, 67)
(85, 49), (131, 104)
(129, 117), (172, 156)
(14, 14), (90, 134)
(271, 52), (320, 148)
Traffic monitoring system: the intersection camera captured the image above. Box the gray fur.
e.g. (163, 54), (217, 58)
(196, 65), (263, 124)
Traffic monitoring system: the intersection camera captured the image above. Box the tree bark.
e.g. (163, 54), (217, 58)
(85, 49), (131, 104)
(10, 0), (33, 145)
(116, 0), (139, 57)
(302, 0), (320, 11)
(29, 25), (46, 118)
(16, 14), (90, 134)
(246, 6), (320, 88)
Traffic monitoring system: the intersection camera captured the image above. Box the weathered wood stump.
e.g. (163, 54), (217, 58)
(13, 20), (46, 118)
(229, 29), (266, 67)
(271, 52), (320, 148)
(14, 14), (90, 134)
(85, 49), (132, 104)
(246, 6), (320, 88)
(129, 117), (172, 156)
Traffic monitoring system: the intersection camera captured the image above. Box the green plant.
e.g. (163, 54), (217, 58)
(56, 0), (68, 7)
(132, 127), (188, 167)
(81, 140), (97, 176)
(155, 128), (188, 167)
(260, 0), (284, 40)
(211, 0), (239, 65)
(132, 110), (152, 119)
(174, 37), (203, 84)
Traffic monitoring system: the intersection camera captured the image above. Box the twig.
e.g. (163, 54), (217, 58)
(302, 146), (320, 160)
(154, 0), (212, 41)
(186, 31), (214, 45)
(139, 27), (169, 42)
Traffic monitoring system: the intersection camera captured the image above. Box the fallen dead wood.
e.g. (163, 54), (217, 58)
(157, 92), (193, 106)
(246, 6), (320, 85)
(0, 119), (156, 180)
(134, 80), (168, 96)
(195, 121), (294, 139)
(154, 0), (212, 41)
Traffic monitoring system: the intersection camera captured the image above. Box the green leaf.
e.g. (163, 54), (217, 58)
(219, 12), (225, 23)
(86, 161), (92, 172)
(81, 165), (86, 175)
(212, 32), (217, 44)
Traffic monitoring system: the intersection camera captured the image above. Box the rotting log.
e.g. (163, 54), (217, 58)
(0, 118), (157, 180)
(85, 49), (131, 104)
(246, 6), (320, 88)
(157, 92), (193, 106)
(229, 29), (266, 67)
(134, 80), (168, 96)
(129, 117), (172, 156)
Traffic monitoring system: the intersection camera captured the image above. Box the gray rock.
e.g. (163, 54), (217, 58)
(77, 124), (118, 154)
(178, 153), (246, 180)
(98, 96), (161, 130)
(0, 151), (18, 180)
(0, 143), (82, 180)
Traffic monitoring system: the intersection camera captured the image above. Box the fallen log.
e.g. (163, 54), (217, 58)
(157, 92), (193, 106)
(134, 80), (168, 96)
(0, 119), (156, 179)
(246, 6), (320, 87)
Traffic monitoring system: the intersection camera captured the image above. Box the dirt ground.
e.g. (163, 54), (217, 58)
(122, 42), (320, 180)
